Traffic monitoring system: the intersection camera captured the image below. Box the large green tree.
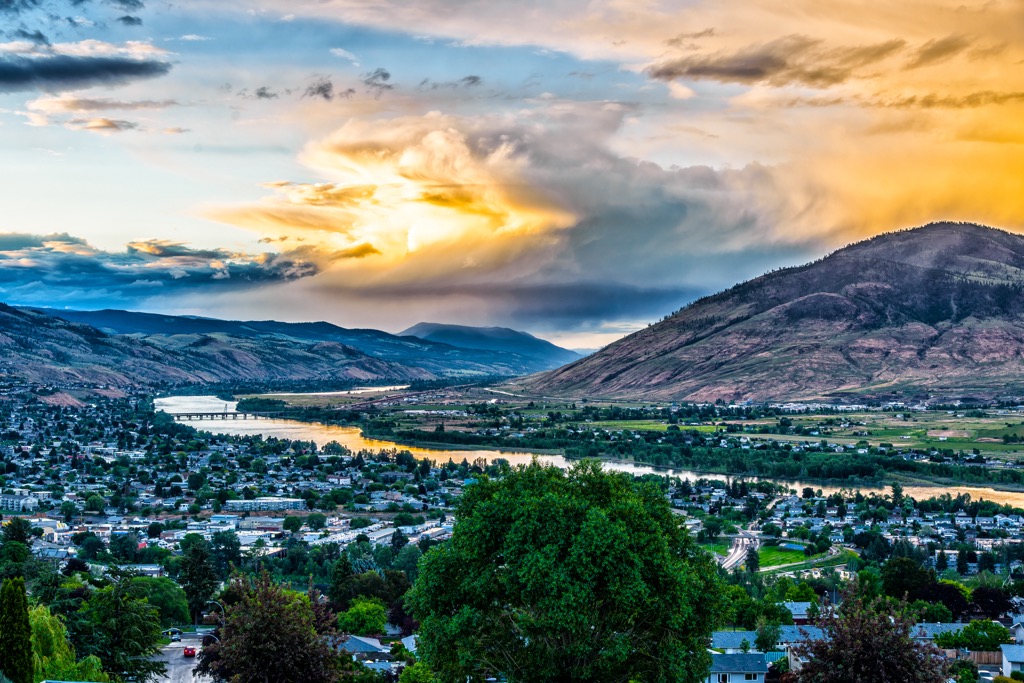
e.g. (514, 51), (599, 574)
(407, 460), (723, 683)
(28, 604), (108, 682)
(0, 577), (32, 683)
(133, 576), (189, 627)
(78, 570), (166, 683)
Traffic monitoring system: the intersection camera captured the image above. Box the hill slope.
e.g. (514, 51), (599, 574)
(520, 223), (1024, 402)
(400, 322), (580, 369)
(28, 308), (562, 377)
(0, 304), (428, 387)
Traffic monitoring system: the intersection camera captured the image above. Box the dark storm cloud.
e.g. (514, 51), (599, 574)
(0, 55), (171, 92)
(116, 15), (142, 25)
(254, 86), (277, 99)
(647, 34), (905, 87)
(905, 35), (970, 69)
(0, 232), (320, 307)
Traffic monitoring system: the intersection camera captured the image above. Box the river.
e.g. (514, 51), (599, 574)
(155, 395), (1024, 507)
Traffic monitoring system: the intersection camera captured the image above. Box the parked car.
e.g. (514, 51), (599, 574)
(183, 646), (196, 657)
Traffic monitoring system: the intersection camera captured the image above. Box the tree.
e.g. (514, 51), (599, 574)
(391, 529), (409, 551)
(882, 556), (932, 600)
(793, 584), (947, 683)
(84, 495), (106, 514)
(178, 536), (217, 622)
(957, 550), (970, 575)
(307, 513), (327, 531)
(328, 555), (354, 608)
(1, 518), (33, 548)
(0, 578), (32, 683)
(195, 571), (338, 683)
(27, 604), (108, 682)
(283, 516), (303, 534)
(209, 531), (242, 580)
(971, 586), (1011, 620)
(133, 576), (189, 627)
(934, 620), (1012, 651)
(337, 597), (387, 636)
(910, 600), (952, 623)
(754, 619), (781, 653)
(936, 550), (948, 571)
(78, 570), (165, 683)
(399, 662), (437, 683)
(407, 460), (723, 683)
(746, 546), (760, 574)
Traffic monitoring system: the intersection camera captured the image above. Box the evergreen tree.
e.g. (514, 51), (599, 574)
(936, 550), (948, 571)
(957, 550), (970, 575)
(0, 578), (33, 683)
(746, 546), (760, 574)
(178, 536), (218, 622)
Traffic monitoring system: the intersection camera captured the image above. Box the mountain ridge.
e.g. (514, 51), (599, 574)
(518, 222), (1024, 402)
(400, 322), (581, 367)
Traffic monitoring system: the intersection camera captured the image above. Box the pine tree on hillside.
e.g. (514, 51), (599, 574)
(0, 577), (33, 683)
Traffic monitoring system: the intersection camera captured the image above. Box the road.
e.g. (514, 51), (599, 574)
(155, 635), (211, 683)
(720, 531), (759, 570)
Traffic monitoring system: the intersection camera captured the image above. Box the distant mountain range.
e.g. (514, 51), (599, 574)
(3, 306), (578, 388)
(401, 322), (580, 367)
(520, 223), (1024, 402)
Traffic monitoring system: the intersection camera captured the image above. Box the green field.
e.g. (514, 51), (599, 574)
(758, 545), (809, 567)
(700, 542), (730, 557)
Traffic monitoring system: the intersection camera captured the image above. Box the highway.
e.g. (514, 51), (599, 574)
(720, 531), (759, 570)
(155, 636), (211, 683)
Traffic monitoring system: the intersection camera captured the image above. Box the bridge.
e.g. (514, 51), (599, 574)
(168, 412), (273, 421)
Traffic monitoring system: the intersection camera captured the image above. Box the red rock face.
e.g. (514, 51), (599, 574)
(523, 223), (1024, 402)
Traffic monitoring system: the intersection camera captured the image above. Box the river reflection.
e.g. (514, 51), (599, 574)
(155, 395), (1024, 507)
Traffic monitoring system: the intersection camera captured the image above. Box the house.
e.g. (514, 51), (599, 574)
(338, 635), (389, 656)
(0, 493), (39, 512)
(1002, 644), (1024, 677)
(781, 602), (813, 625)
(706, 654), (768, 683)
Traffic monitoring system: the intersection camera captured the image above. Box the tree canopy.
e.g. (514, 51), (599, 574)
(407, 460), (723, 683)
(793, 584), (947, 683)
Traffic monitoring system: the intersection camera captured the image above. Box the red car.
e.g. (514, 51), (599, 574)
(183, 646), (196, 657)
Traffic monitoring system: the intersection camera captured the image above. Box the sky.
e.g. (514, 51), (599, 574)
(1, 0), (1022, 349)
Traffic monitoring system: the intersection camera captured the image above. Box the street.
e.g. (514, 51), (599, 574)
(720, 531), (758, 570)
(155, 635), (211, 683)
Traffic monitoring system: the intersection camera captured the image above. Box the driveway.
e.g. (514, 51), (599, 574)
(155, 635), (212, 683)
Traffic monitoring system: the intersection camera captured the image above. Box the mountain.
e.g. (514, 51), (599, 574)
(28, 308), (566, 377)
(519, 223), (1024, 402)
(400, 322), (581, 369)
(0, 304), (426, 387)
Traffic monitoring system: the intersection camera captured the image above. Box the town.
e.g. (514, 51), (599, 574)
(4, 385), (1024, 681)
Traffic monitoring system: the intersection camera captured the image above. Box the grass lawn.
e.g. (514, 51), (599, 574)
(700, 542), (731, 556)
(758, 545), (809, 567)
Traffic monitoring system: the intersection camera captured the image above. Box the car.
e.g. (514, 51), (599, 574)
(183, 646), (196, 657)
(170, 633), (181, 642)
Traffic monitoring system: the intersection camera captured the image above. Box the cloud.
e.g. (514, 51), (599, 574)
(106, 0), (143, 10)
(905, 34), (970, 69)
(178, 34), (210, 41)
(329, 47), (359, 65)
(67, 116), (138, 132)
(0, 40), (171, 92)
(116, 15), (143, 26)
(303, 76), (334, 100)
(209, 105), (825, 329)
(27, 94), (177, 113)
(0, 0), (40, 14)
(361, 67), (393, 96)
(647, 34), (906, 87)
(13, 29), (49, 46)
(417, 74), (482, 90)
(0, 232), (319, 308)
